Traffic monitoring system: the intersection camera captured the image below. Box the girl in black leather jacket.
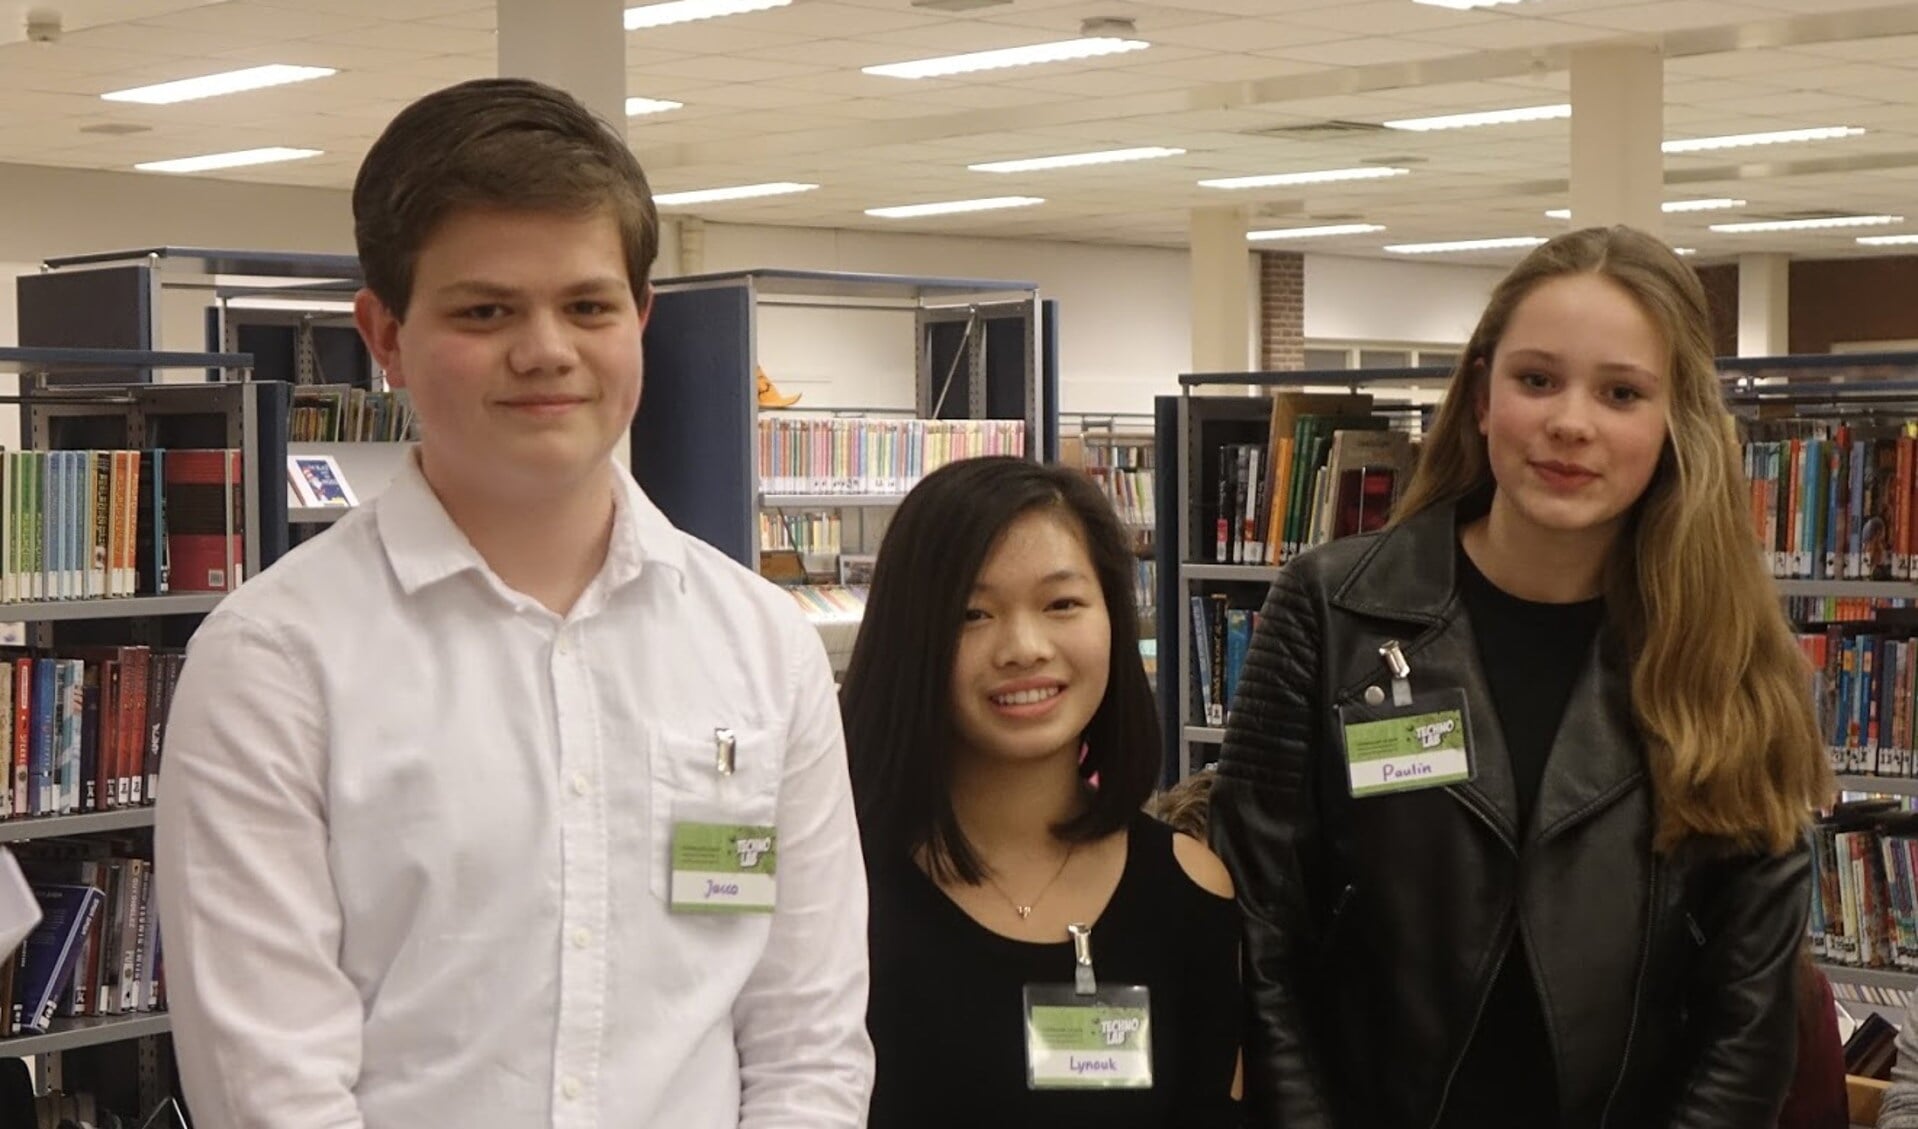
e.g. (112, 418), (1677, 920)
(1211, 225), (1831, 1129)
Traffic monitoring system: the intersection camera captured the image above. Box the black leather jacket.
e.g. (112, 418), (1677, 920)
(1209, 497), (1812, 1129)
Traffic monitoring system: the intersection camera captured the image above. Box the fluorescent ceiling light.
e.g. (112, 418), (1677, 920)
(654, 181), (818, 206)
(864, 37), (1149, 79)
(1663, 126), (1864, 153)
(1383, 103), (1568, 132)
(1413, 0), (1528, 8)
(1545, 198), (1746, 219)
(625, 96), (684, 116)
(135, 147), (322, 173)
(1247, 223), (1385, 241)
(1674, 248), (1698, 256)
(970, 146), (1183, 173)
(1710, 214), (1901, 233)
(103, 64), (335, 105)
(1385, 236), (1547, 255)
(1200, 166), (1409, 190)
(866, 196), (1045, 218)
(1859, 234), (1918, 246)
(625, 0), (789, 30)
(227, 296), (357, 313)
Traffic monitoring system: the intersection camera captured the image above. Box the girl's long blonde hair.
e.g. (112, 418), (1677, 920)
(1397, 225), (1830, 855)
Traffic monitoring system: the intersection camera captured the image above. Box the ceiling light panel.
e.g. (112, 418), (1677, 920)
(970, 147), (1183, 173)
(866, 196), (1045, 218)
(654, 182), (818, 205)
(1385, 236), (1547, 255)
(864, 37), (1150, 80)
(1248, 224), (1385, 240)
(1200, 167), (1408, 190)
(1545, 199), (1746, 220)
(624, 0), (790, 30)
(1383, 104), (1569, 132)
(626, 97), (684, 116)
(135, 147), (323, 173)
(1710, 215), (1901, 233)
(103, 65), (335, 105)
(1663, 127), (1865, 154)
(1858, 234), (1918, 246)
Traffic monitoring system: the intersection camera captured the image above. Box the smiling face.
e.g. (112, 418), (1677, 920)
(1476, 271), (1672, 549)
(949, 508), (1113, 770)
(353, 204), (650, 514)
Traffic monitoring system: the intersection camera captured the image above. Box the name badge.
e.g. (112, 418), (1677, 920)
(669, 820), (777, 914)
(1337, 685), (1476, 799)
(1022, 984), (1153, 1090)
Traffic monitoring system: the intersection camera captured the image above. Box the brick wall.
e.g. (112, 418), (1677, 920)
(1259, 250), (1304, 371)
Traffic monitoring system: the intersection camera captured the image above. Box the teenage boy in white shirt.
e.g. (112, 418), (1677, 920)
(154, 77), (874, 1129)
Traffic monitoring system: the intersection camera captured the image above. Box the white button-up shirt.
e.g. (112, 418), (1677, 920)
(155, 456), (874, 1129)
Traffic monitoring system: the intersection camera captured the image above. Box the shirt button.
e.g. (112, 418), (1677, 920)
(561, 1076), (582, 1100)
(556, 635), (572, 656)
(572, 927), (592, 949)
(571, 773), (590, 797)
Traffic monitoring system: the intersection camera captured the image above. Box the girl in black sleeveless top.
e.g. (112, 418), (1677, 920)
(841, 457), (1243, 1129)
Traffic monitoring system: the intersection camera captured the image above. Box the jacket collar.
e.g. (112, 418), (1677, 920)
(1330, 489), (1646, 849)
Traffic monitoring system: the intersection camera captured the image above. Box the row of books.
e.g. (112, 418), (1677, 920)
(1208, 395), (1416, 567)
(1811, 802), (1918, 970)
(1747, 425), (1918, 581)
(1798, 627), (1918, 776)
(0, 648), (179, 819)
(0, 447), (245, 602)
(8, 846), (162, 1035)
(1787, 596), (1915, 624)
(1089, 465), (1154, 532)
(1190, 594), (1257, 728)
(756, 418), (1026, 496)
(784, 584), (868, 622)
(1133, 559), (1156, 617)
(290, 385), (419, 443)
(760, 510), (843, 555)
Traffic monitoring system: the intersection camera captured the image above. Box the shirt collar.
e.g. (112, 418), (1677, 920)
(375, 451), (690, 598)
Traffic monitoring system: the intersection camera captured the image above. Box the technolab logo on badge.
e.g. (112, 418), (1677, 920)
(1097, 1015), (1143, 1047)
(733, 833), (773, 868)
(1413, 717), (1457, 750)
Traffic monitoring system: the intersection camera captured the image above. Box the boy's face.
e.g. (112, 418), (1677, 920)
(354, 205), (650, 511)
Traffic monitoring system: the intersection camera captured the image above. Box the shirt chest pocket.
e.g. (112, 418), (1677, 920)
(648, 722), (782, 902)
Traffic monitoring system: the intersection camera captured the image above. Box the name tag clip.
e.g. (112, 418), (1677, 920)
(1379, 640), (1413, 707)
(1068, 922), (1097, 996)
(713, 727), (737, 776)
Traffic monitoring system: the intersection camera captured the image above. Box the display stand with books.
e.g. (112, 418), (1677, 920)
(1156, 367), (1440, 782)
(0, 345), (285, 1123)
(631, 270), (1053, 677)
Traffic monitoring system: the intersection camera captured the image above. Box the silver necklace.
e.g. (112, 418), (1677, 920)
(983, 843), (1077, 920)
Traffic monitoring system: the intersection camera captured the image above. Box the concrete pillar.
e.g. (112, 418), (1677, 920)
(1190, 206), (1252, 374)
(1738, 253), (1791, 357)
(1569, 44), (1663, 236)
(498, 1), (630, 462)
(497, 0), (626, 129)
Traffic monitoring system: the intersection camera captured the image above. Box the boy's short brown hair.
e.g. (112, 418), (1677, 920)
(352, 77), (659, 318)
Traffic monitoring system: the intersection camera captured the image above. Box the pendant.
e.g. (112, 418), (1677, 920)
(1016, 906), (1032, 919)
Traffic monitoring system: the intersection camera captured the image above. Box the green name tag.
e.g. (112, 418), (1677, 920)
(1341, 707), (1471, 798)
(1023, 985), (1153, 1090)
(669, 821), (777, 914)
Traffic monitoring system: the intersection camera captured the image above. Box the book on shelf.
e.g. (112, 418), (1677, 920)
(1745, 423), (1918, 582)
(1204, 394), (1414, 567)
(1808, 800), (1918, 973)
(286, 454), (358, 509)
(163, 449), (244, 593)
(16, 844), (165, 1029)
(1189, 595), (1256, 728)
(757, 418), (1026, 496)
(12, 882), (103, 1034)
(291, 384), (418, 443)
(0, 648), (181, 818)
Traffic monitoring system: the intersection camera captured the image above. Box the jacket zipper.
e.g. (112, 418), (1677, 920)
(1598, 863), (1658, 1129)
(1425, 907), (1515, 1129)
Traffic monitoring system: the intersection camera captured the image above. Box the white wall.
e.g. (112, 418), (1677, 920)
(696, 222), (1191, 417)
(1304, 254), (1502, 345)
